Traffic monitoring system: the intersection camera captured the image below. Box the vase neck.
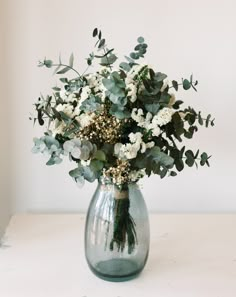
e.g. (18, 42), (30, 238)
(97, 180), (139, 200)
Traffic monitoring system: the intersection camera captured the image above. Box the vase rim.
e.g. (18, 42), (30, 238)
(97, 178), (139, 193)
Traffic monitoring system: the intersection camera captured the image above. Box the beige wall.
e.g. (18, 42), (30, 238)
(1, 0), (236, 214)
(0, 1), (11, 237)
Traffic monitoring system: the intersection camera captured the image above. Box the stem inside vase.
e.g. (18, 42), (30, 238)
(108, 184), (137, 254)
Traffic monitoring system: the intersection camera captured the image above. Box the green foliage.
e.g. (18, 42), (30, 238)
(80, 95), (102, 112)
(183, 79), (191, 90)
(110, 104), (130, 119)
(32, 27), (214, 187)
(129, 37), (148, 60)
(200, 152), (211, 166)
(172, 80), (178, 91)
(144, 103), (160, 114)
(102, 71), (127, 106)
(172, 100), (183, 109)
(93, 150), (106, 161)
(38, 59), (53, 68)
(32, 135), (63, 166)
(119, 62), (131, 72)
(133, 146), (174, 178)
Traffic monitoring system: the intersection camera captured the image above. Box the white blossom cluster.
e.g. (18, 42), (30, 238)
(129, 169), (146, 182)
(50, 100), (95, 136)
(115, 132), (154, 160)
(86, 72), (107, 102)
(131, 107), (173, 137)
(125, 64), (147, 103)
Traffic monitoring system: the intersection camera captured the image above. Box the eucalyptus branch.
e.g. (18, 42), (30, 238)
(51, 63), (82, 78)
(38, 60), (83, 81)
(169, 80), (198, 90)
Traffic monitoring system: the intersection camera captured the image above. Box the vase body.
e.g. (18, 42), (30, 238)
(84, 181), (150, 282)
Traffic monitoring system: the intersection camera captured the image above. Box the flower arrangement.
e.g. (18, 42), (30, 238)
(31, 28), (214, 187)
(30, 29), (214, 254)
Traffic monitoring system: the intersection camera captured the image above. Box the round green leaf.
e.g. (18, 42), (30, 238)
(137, 36), (144, 43)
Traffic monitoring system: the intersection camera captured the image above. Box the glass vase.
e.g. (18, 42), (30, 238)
(84, 181), (150, 282)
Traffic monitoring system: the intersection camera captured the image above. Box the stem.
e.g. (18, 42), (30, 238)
(103, 48), (112, 71)
(169, 83), (182, 89)
(109, 187), (137, 254)
(81, 65), (91, 77)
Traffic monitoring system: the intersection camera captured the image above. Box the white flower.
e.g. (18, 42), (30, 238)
(146, 141), (155, 149)
(153, 107), (173, 126)
(140, 141), (155, 153)
(81, 159), (91, 166)
(80, 86), (91, 101)
(56, 103), (74, 117)
(74, 86), (92, 110)
(146, 112), (152, 122)
(121, 143), (139, 159)
(115, 142), (139, 160)
(131, 108), (145, 125)
(76, 113), (95, 129)
(115, 133), (154, 160)
(140, 142), (146, 153)
(128, 132), (142, 144)
(50, 119), (66, 136)
(86, 74), (98, 89)
(60, 90), (68, 101)
(129, 169), (146, 182)
(67, 93), (76, 102)
(125, 75), (134, 85)
(99, 66), (110, 75)
(127, 83), (137, 102)
(131, 108), (153, 129)
(152, 126), (161, 137)
(95, 79), (107, 102)
(72, 105), (81, 118)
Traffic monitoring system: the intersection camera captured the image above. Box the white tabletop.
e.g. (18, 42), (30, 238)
(0, 214), (236, 297)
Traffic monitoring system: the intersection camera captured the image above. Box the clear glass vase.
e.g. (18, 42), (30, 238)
(84, 181), (150, 282)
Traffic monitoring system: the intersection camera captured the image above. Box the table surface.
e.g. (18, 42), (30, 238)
(0, 214), (236, 297)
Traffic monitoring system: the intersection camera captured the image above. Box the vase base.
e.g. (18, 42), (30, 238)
(89, 258), (143, 282)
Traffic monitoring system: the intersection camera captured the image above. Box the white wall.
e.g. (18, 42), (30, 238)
(3, 0), (236, 214)
(0, 1), (11, 236)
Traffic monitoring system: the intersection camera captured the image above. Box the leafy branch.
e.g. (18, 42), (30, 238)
(38, 54), (83, 80)
(86, 28), (117, 70)
(171, 74), (198, 92)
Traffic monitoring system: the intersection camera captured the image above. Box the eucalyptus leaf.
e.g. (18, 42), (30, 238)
(69, 53), (74, 67)
(98, 39), (105, 48)
(93, 28), (98, 37)
(57, 66), (71, 74)
(100, 54), (117, 66)
(93, 150), (106, 161)
(119, 62), (131, 72)
(137, 37), (144, 43)
(183, 79), (191, 90)
(145, 103), (160, 114)
(172, 80), (178, 91)
(155, 72), (167, 82)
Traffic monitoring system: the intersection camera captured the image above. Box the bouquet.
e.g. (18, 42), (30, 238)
(31, 28), (214, 253)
